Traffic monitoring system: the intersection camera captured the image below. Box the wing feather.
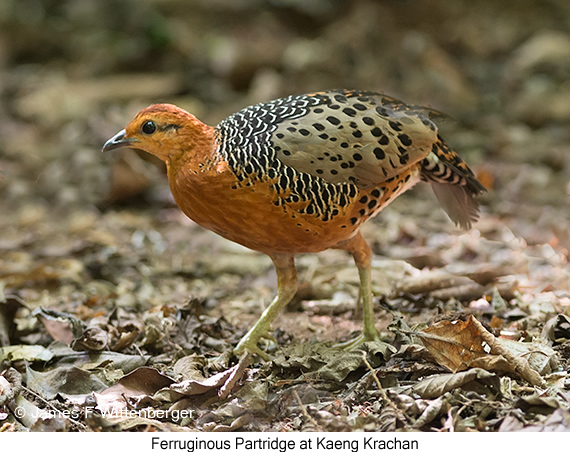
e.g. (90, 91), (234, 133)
(270, 90), (439, 188)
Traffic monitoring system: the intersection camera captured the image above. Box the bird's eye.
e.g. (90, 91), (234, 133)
(142, 121), (157, 135)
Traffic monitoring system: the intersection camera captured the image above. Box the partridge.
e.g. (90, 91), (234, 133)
(103, 90), (485, 359)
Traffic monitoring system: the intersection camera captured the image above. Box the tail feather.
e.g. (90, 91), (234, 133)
(422, 135), (486, 230)
(431, 182), (481, 230)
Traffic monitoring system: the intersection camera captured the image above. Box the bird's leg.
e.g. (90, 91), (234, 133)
(233, 254), (297, 360)
(334, 232), (383, 349)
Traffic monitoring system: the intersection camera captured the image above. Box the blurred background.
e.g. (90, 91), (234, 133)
(0, 0), (569, 311)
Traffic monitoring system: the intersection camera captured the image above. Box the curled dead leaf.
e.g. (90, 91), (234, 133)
(33, 307), (83, 345)
(418, 315), (548, 387)
(418, 315), (487, 372)
(72, 327), (108, 351)
(411, 368), (500, 399)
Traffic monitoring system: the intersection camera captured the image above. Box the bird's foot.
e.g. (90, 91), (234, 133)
(333, 330), (394, 353)
(208, 331), (275, 370)
(233, 330), (277, 361)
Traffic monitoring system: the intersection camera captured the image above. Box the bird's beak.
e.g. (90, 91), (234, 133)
(102, 129), (139, 152)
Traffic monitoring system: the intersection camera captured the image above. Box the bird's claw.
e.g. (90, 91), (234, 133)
(234, 331), (274, 361)
(333, 330), (394, 353)
(235, 341), (271, 361)
(261, 332), (277, 343)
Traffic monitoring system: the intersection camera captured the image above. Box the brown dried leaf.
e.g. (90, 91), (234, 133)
(140, 305), (178, 346)
(411, 368), (500, 399)
(469, 354), (515, 373)
(218, 354), (251, 399)
(155, 365), (237, 402)
(470, 316), (547, 387)
(413, 395), (447, 428)
(518, 408), (570, 432)
(419, 316), (487, 372)
(72, 327), (108, 351)
(34, 309), (80, 345)
(498, 338), (558, 375)
(541, 314), (570, 342)
(110, 330), (139, 352)
(390, 343), (435, 362)
(94, 367), (174, 414)
(489, 315), (504, 329)
(172, 355), (207, 381)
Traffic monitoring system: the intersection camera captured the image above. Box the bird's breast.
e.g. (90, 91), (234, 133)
(167, 160), (421, 256)
(167, 163), (355, 254)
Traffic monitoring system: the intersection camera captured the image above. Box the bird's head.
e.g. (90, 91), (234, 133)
(102, 104), (215, 163)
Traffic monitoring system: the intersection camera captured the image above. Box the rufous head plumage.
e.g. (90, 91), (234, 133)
(102, 104), (215, 163)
